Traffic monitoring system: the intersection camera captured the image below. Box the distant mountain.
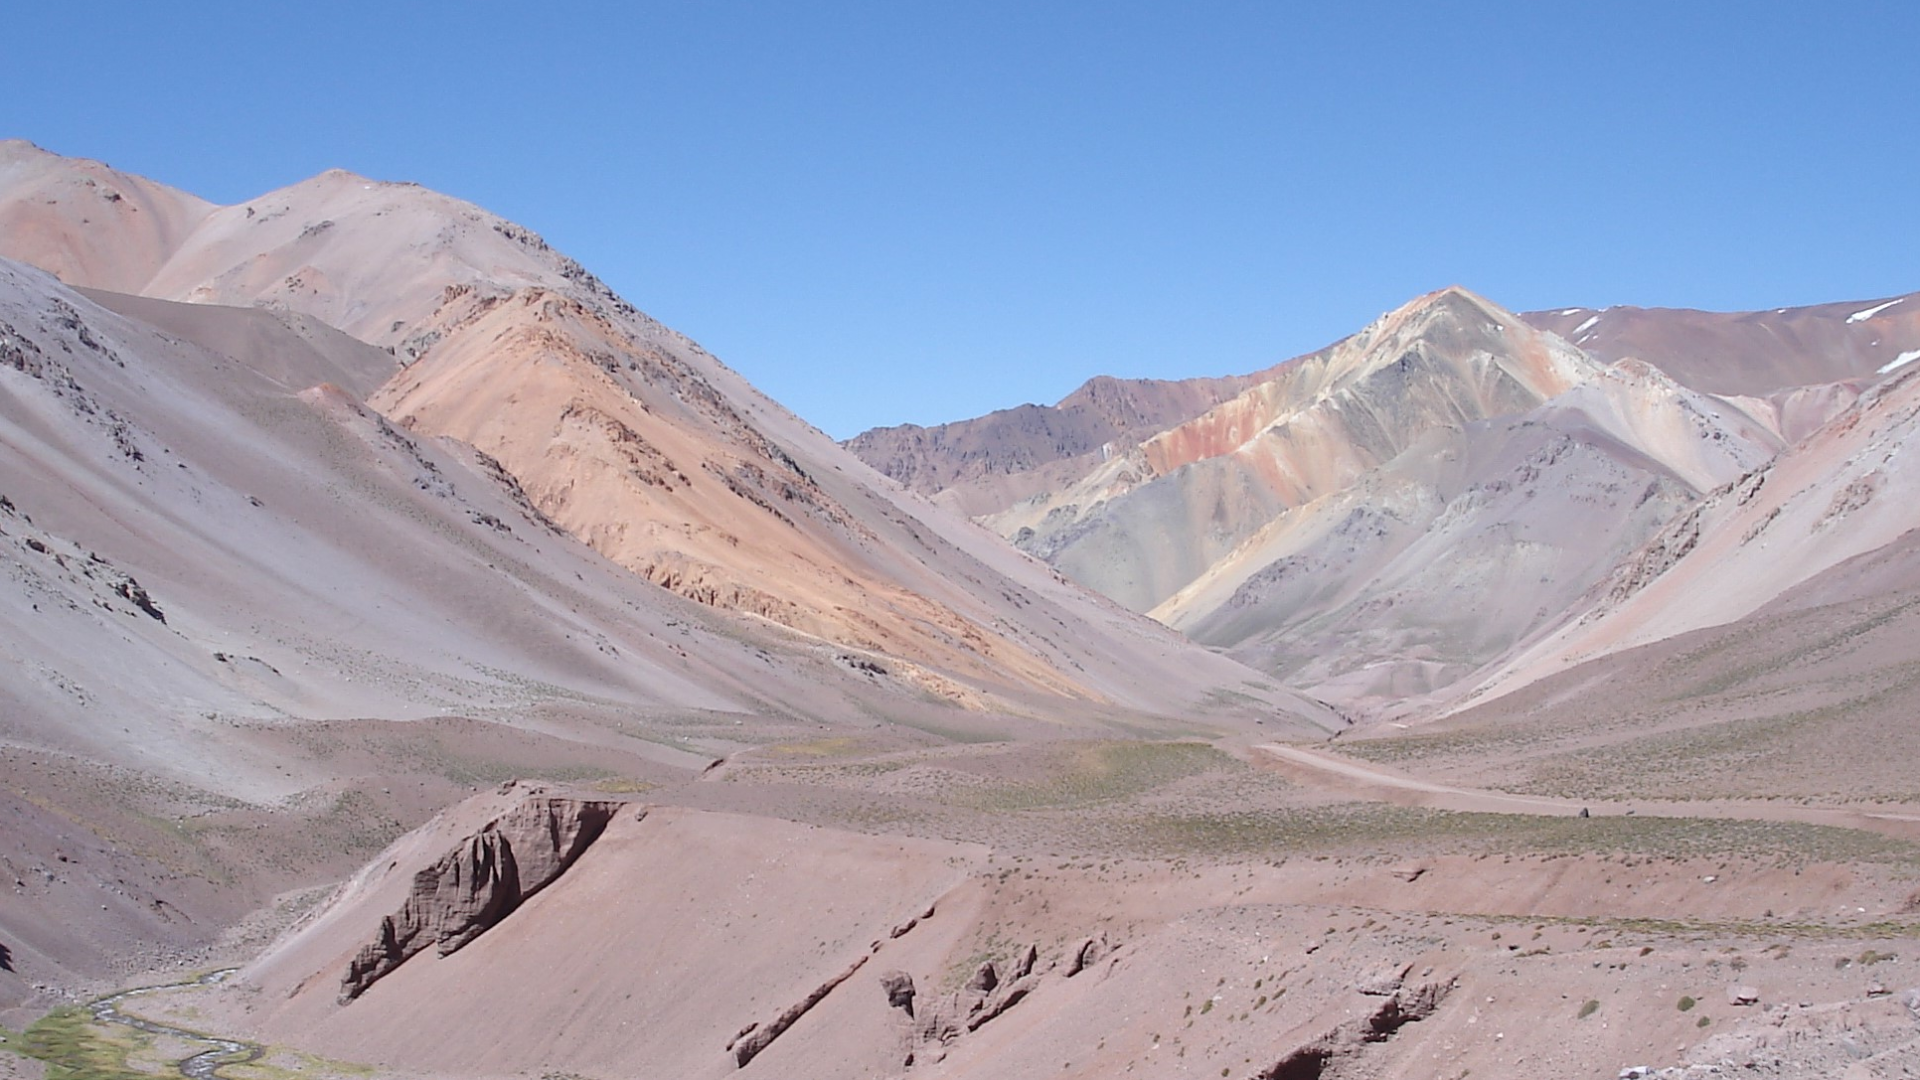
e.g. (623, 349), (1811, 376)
(1454, 356), (1920, 717)
(844, 368), (1288, 518)
(1521, 294), (1920, 397)
(849, 282), (1920, 716)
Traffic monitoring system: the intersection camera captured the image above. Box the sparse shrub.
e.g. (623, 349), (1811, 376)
(1697, 1016), (1711, 1028)
(1578, 1000), (1600, 1019)
(1859, 949), (1896, 965)
(1677, 996), (1696, 1012)
(1200, 1000), (1214, 1015)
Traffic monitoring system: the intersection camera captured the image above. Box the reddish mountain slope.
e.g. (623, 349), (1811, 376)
(0, 140), (1324, 724)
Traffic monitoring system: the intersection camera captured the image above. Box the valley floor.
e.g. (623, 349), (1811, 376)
(6, 730), (1918, 1080)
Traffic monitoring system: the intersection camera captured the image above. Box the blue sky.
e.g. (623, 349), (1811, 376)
(7, 2), (1916, 438)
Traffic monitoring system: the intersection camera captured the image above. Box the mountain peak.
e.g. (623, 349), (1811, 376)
(1395, 283), (1511, 323)
(0, 138), (51, 160)
(293, 166), (422, 194)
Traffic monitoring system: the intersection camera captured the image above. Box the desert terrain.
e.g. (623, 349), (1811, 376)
(1, 142), (1917, 1080)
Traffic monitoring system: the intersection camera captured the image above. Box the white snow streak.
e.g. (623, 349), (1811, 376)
(1848, 298), (1906, 323)
(1877, 349), (1920, 374)
(1572, 314), (1601, 336)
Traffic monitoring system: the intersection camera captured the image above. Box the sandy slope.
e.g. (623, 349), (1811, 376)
(230, 799), (982, 1080)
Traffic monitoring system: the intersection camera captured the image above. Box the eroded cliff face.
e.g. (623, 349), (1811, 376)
(338, 795), (622, 1002)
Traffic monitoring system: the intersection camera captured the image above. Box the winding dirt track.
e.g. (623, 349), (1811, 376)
(1254, 743), (1920, 841)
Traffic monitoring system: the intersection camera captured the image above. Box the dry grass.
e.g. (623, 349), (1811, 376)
(1098, 804), (1920, 865)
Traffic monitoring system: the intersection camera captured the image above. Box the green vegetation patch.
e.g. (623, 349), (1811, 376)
(964, 741), (1234, 811)
(1109, 804), (1920, 864)
(15, 1007), (151, 1080)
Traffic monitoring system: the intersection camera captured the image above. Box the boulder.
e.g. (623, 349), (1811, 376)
(966, 961), (998, 994)
(879, 970), (916, 1015)
(967, 974), (1039, 1032)
(1065, 934), (1108, 977)
(1357, 961), (1413, 996)
(1726, 985), (1761, 1006)
(1012, 943), (1039, 980)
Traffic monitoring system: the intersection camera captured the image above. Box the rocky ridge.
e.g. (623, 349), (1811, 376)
(338, 794), (620, 1001)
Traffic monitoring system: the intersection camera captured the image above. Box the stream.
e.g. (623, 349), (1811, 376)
(86, 969), (263, 1080)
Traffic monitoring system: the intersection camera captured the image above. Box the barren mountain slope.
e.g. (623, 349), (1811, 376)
(0, 141), (213, 294)
(1451, 360), (1920, 716)
(1348, 526), (1920, 804)
(1524, 291), (1920, 397)
(0, 152), (1343, 1012)
(0, 141), (1323, 721)
(981, 287), (1598, 613)
(846, 291), (1919, 645)
(1152, 355), (1782, 714)
(0, 261), (741, 999)
(3, 257), (987, 1003)
(849, 283), (1910, 719)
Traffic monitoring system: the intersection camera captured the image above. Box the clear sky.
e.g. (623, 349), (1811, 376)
(6, 1), (1916, 438)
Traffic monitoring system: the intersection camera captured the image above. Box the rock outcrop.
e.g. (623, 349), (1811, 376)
(1065, 933), (1109, 976)
(730, 953), (871, 1067)
(879, 970), (916, 1015)
(1254, 976), (1455, 1079)
(338, 792), (622, 1002)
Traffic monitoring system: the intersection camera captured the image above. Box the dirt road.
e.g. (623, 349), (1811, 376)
(1253, 742), (1920, 840)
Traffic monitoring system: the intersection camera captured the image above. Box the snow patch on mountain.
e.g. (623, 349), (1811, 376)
(1847, 297), (1905, 323)
(1877, 348), (1920, 375)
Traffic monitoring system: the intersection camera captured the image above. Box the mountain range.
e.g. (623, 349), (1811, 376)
(849, 281), (1920, 720)
(4, 141), (1920, 1080)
